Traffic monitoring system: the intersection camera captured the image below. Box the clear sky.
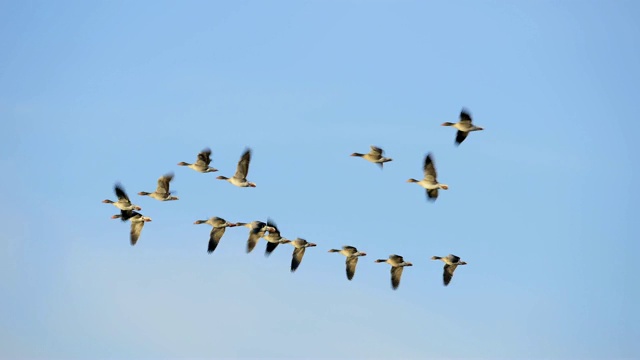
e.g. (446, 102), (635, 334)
(1, 1), (639, 359)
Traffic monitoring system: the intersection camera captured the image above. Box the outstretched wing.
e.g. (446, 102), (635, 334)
(346, 256), (359, 280)
(391, 266), (404, 290)
(443, 264), (458, 286)
(208, 226), (227, 253)
(455, 130), (468, 145)
(291, 247), (306, 272)
(423, 153), (437, 181)
(130, 221), (145, 246)
(156, 173), (174, 195)
(233, 148), (251, 180)
(114, 183), (130, 202)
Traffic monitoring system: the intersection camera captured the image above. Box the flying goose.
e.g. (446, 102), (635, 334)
(111, 209), (152, 246)
(178, 148), (218, 173)
(441, 109), (484, 145)
(431, 254), (467, 286)
(194, 217), (237, 253)
(288, 238), (316, 273)
(103, 183), (141, 212)
(138, 173), (179, 201)
(235, 221), (276, 253)
(375, 254), (413, 290)
(407, 153), (448, 201)
(351, 145), (393, 168)
(262, 218), (290, 256)
(328, 246), (367, 280)
(216, 148), (256, 187)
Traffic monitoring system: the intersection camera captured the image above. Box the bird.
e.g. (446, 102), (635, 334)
(328, 246), (367, 280)
(288, 238), (316, 272)
(406, 153), (449, 201)
(235, 221), (276, 253)
(441, 108), (484, 145)
(194, 217), (237, 253)
(431, 254), (468, 286)
(262, 218), (290, 256)
(216, 148), (256, 187)
(138, 173), (179, 201)
(350, 145), (393, 168)
(111, 209), (152, 246)
(375, 254), (413, 290)
(102, 183), (141, 212)
(177, 148), (218, 173)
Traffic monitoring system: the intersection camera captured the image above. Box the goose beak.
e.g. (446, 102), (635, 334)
(309, 243), (317, 247)
(227, 223), (237, 227)
(135, 206), (142, 210)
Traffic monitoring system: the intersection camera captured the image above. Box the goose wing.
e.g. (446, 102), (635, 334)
(196, 148), (212, 167)
(245, 222), (265, 253)
(455, 130), (469, 145)
(114, 184), (131, 203)
(130, 220), (145, 246)
(459, 109), (473, 125)
(346, 256), (359, 280)
(208, 226), (227, 253)
(233, 149), (251, 180)
(391, 266), (404, 290)
(291, 247), (306, 272)
(156, 173), (174, 195)
(265, 241), (280, 255)
(443, 264), (458, 286)
(369, 146), (383, 158)
(427, 188), (438, 201)
(423, 153), (437, 182)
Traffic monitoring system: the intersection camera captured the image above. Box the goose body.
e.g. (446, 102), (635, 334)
(328, 245), (367, 280)
(111, 210), (152, 246)
(178, 148), (218, 173)
(441, 109), (484, 145)
(288, 238), (316, 272)
(351, 145), (393, 168)
(407, 153), (448, 201)
(103, 183), (141, 212)
(236, 221), (276, 253)
(216, 148), (256, 187)
(375, 254), (413, 290)
(138, 173), (179, 201)
(194, 217), (237, 253)
(431, 254), (468, 286)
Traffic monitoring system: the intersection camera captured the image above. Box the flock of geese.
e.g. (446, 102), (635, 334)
(102, 109), (484, 289)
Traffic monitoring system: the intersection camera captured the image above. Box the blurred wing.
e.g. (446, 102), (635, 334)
(455, 130), (468, 145)
(391, 266), (404, 290)
(197, 148), (212, 166)
(130, 221), (144, 246)
(114, 184), (130, 202)
(234, 149), (251, 179)
(460, 109), (472, 124)
(291, 247), (306, 272)
(423, 153), (437, 180)
(208, 227), (226, 253)
(265, 241), (279, 256)
(156, 173), (174, 194)
(346, 256), (359, 280)
(443, 264), (458, 286)
(369, 146), (383, 157)
(246, 231), (261, 253)
(427, 188), (438, 201)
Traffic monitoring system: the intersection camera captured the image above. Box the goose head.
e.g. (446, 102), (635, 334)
(441, 122), (456, 126)
(177, 162), (190, 166)
(350, 153), (364, 157)
(102, 199), (114, 204)
(406, 178), (419, 183)
(216, 176), (229, 180)
(138, 192), (151, 196)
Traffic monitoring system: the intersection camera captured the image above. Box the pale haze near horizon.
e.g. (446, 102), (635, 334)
(1, 1), (639, 359)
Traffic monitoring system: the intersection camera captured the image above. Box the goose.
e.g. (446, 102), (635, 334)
(328, 246), (367, 280)
(441, 108), (484, 145)
(103, 183), (141, 212)
(216, 148), (256, 187)
(111, 209), (152, 246)
(138, 173), (179, 201)
(351, 145), (393, 168)
(407, 153), (448, 201)
(431, 254), (467, 286)
(375, 254), (413, 290)
(194, 217), (237, 253)
(235, 221), (276, 253)
(262, 218), (290, 256)
(288, 238), (316, 272)
(178, 148), (218, 173)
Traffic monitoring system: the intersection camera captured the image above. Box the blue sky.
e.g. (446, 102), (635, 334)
(1, 0), (639, 358)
